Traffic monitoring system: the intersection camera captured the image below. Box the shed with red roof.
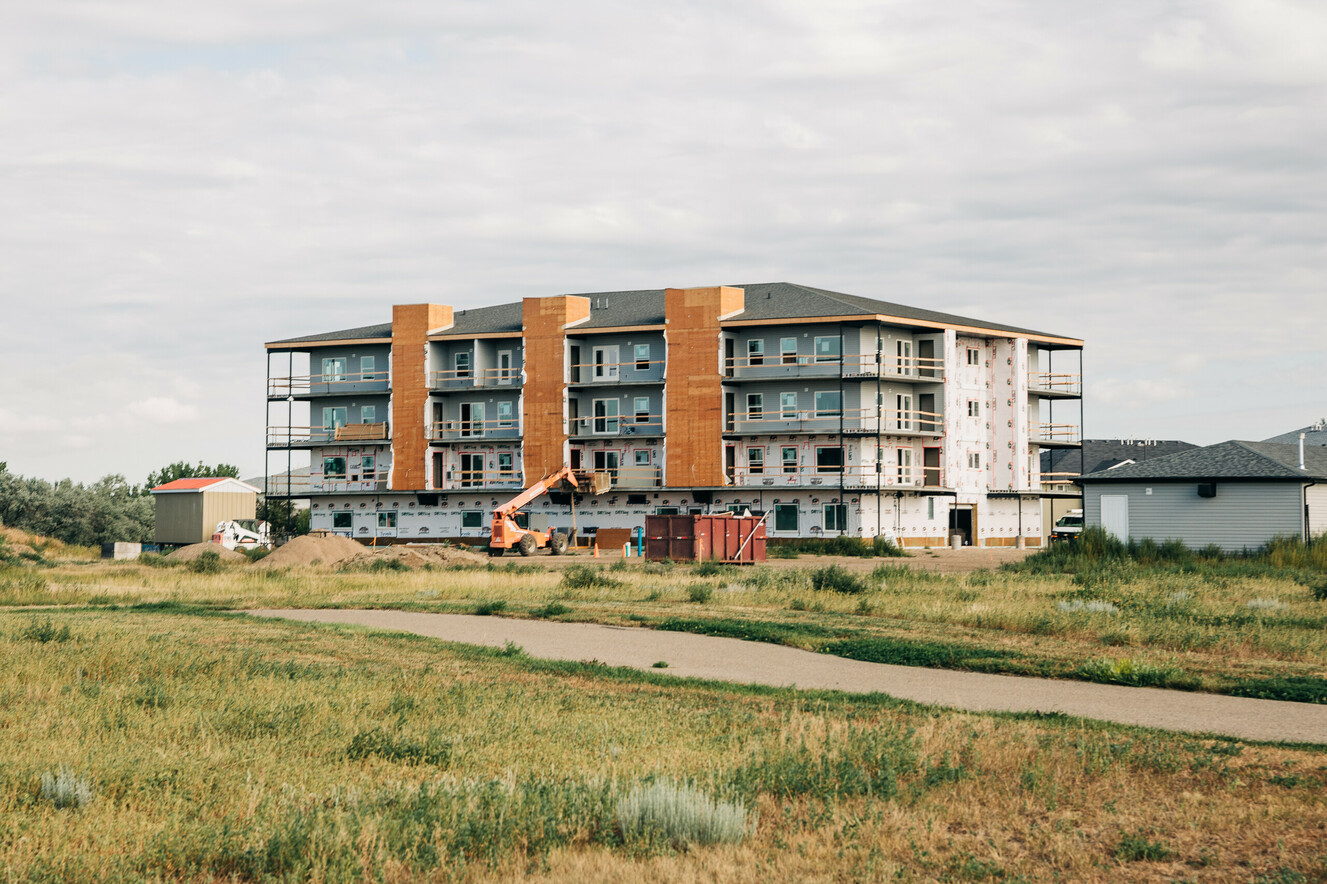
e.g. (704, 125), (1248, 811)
(150, 477), (261, 545)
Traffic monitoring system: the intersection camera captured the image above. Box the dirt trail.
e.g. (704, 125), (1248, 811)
(248, 608), (1327, 745)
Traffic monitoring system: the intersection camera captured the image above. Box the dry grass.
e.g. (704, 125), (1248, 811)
(1, 608), (1323, 882)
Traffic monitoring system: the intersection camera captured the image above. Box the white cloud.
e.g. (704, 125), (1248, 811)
(0, 409), (63, 435)
(127, 397), (199, 425)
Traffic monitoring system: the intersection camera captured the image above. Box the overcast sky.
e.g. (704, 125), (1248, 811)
(2, 0), (1324, 485)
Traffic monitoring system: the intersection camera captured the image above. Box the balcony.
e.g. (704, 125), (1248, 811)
(1032, 423), (1082, 448)
(267, 422), (391, 447)
(1028, 372), (1082, 398)
(435, 469), (524, 490)
(429, 367), (523, 390)
(726, 407), (943, 437)
(584, 466), (662, 489)
(728, 466), (947, 490)
(568, 414), (664, 438)
(1035, 472), (1081, 494)
(569, 359), (665, 386)
(429, 419), (522, 442)
(262, 471), (391, 495)
(267, 372), (389, 399)
(724, 354), (944, 383)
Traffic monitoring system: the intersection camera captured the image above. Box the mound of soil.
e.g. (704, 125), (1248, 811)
(166, 542), (247, 563)
(253, 532), (367, 569)
(340, 543), (491, 570)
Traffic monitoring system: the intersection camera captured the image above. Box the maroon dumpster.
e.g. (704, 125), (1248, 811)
(644, 514), (766, 563)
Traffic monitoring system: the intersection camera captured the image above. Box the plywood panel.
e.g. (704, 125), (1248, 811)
(663, 287), (743, 488)
(391, 304), (453, 491)
(521, 296), (590, 484)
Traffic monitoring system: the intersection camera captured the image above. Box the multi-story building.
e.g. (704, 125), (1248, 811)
(264, 283), (1082, 547)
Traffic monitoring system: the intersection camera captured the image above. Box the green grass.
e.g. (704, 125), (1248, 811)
(770, 536), (908, 558)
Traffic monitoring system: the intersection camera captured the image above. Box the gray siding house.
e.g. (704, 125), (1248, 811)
(1077, 441), (1327, 552)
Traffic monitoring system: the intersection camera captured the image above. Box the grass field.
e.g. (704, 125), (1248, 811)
(3, 606), (1325, 882)
(4, 532), (1324, 702)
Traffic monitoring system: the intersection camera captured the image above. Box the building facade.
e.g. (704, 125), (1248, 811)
(264, 283), (1083, 546)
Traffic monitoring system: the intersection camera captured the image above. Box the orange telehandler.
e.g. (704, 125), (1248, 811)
(488, 466), (579, 556)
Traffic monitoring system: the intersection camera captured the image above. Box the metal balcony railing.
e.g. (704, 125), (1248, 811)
(724, 354), (945, 381)
(728, 466), (945, 488)
(266, 423), (391, 446)
(726, 407), (943, 436)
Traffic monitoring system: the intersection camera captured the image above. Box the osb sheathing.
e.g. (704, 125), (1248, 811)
(521, 296), (590, 485)
(391, 303), (453, 491)
(664, 286), (744, 488)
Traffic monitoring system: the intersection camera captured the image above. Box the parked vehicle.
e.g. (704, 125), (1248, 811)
(212, 519), (272, 551)
(1051, 509), (1083, 542)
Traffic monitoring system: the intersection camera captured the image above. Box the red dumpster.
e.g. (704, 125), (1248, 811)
(644, 514), (766, 563)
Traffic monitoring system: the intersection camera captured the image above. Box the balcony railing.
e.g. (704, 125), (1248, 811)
(1028, 372), (1082, 397)
(429, 367), (523, 389)
(726, 407), (943, 436)
(266, 423), (391, 446)
(429, 418), (522, 441)
(262, 471), (391, 495)
(268, 372), (389, 398)
(569, 359), (665, 385)
(724, 354), (944, 381)
(729, 465), (946, 488)
(576, 466), (662, 489)
(1033, 423), (1082, 445)
(568, 415), (664, 437)
(435, 470), (524, 490)
(1036, 472), (1080, 493)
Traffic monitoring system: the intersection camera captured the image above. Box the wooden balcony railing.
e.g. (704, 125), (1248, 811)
(266, 423), (390, 445)
(569, 359), (665, 384)
(1033, 423), (1082, 445)
(568, 415), (664, 437)
(1028, 372), (1082, 396)
(726, 407), (943, 435)
(435, 469), (524, 489)
(429, 367), (522, 389)
(268, 372), (389, 397)
(429, 418), (522, 441)
(728, 465), (945, 488)
(724, 354), (945, 381)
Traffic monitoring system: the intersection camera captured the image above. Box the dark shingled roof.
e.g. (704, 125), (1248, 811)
(266, 282), (1080, 346)
(1263, 421), (1327, 447)
(1042, 439), (1198, 476)
(1077, 440), (1327, 483)
(268, 322), (392, 346)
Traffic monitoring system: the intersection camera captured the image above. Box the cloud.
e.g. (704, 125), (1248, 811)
(1092, 379), (1191, 406)
(0, 409), (63, 435)
(127, 397), (199, 424)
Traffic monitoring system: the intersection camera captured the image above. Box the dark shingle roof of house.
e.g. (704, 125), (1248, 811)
(267, 282), (1079, 346)
(1263, 421), (1327, 447)
(1077, 440), (1327, 483)
(1042, 440), (1198, 476)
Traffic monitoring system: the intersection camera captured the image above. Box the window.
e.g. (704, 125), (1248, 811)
(746, 393), (763, 420)
(897, 448), (913, 484)
(896, 340), (913, 373)
(592, 399), (619, 434)
(360, 355), (376, 379)
(332, 512), (352, 529)
(360, 405), (376, 423)
(455, 351), (471, 378)
(814, 390), (841, 418)
(968, 452), (981, 469)
(747, 447), (765, 475)
(968, 400), (979, 418)
(896, 394), (913, 430)
(377, 512), (397, 528)
(323, 406), (347, 430)
(774, 504), (798, 532)
(634, 449), (651, 467)
(323, 456), (346, 478)
(497, 452), (513, 476)
(780, 391), (797, 419)
(634, 344), (650, 371)
(814, 336), (840, 363)
(497, 350), (513, 384)
(823, 504), (847, 532)
(966, 348), (980, 366)
(815, 446), (843, 473)
(780, 337), (797, 365)
(782, 446), (798, 474)
(322, 357), (346, 382)
(747, 339), (764, 366)
(634, 396), (650, 424)
(593, 346), (620, 381)
(655, 506), (680, 516)
(361, 454), (376, 474)
(593, 450), (620, 478)
(927, 498), (935, 520)
(497, 400), (514, 428)
(461, 510), (482, 529)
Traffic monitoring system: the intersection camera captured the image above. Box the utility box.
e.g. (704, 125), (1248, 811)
(644, 514), (766, 563)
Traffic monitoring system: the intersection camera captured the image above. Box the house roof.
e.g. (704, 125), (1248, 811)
(1042, 439), (1198, 476)
(1077, 440), (1327, 484)
(266, 282), (1081, 347)
(1263, 420), (1327, 447)
(151, 477), (261, 494)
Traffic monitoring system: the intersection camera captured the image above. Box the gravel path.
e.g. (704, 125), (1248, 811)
(249, 608), (1327, 744)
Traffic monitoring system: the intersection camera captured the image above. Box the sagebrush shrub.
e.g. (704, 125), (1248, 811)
(41, 766), (93, 809)
(614, 781), (753, 847)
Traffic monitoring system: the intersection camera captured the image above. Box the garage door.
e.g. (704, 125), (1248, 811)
(1100, 495), (1129, 542)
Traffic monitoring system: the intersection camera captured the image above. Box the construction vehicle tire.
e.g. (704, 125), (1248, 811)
(487, 545), (503, 557)
(549, 532), (568, 556)
(517, 534), (537, 557)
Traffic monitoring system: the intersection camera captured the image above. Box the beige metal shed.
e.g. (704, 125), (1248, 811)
(150, 478), (260, 545)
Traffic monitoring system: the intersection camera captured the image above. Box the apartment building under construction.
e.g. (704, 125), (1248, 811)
(264, 283), (1083, 547)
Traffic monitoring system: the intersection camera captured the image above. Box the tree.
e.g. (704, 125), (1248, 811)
(144, 461), (240, 492)
(258, 496), (310, 538)
(0, 465), (153, 546)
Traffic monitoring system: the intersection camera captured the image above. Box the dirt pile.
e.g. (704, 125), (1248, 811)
(340, 543), (491, 570)
(253, 532), (367, 569)
(167, 542), (247, 563)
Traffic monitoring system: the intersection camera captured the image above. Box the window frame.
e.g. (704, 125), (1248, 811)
(497, 452), (514, 477)
(332, 511), (353, 529)
(781, 446), (798, 474)
(592, 398), (620, 434)
(633, 448), (651, 467)
(966, 347), (980, 366)
(633, 396), (650, 424)
(496, 400), (514, 428)
(823, 503), (847, 532)
(897, 448), (913, 484)
(968, 452), (981, 470)
(322, 357), (346, 382)
(460, 510), (483, 529)
(814, 390), (841, 418)
(455, 351), (472, 378)
(967, 399), (980, 418)
(815, 446), (843, 474)
(746, 446), (765, 475)
(780, 391), (797, 419)
(814, 335), (841, 363)
(323, 406), (348, 430)
(746, 392), (764, 420)
(376, 511), (397, 529)
(360, 355), (376, 379)
(360, 404), (376, 424)
(323, 456), (347, 478)
(773, 503), (798, 532)
(780, 337), (798, 365)
(633, 343), (650, 371)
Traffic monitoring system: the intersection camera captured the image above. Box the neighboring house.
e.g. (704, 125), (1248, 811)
(264, 283), (1083, 547)
(1263, 418), (1327, 448)
(150, 477), (261, 546)
(1077, 441), (1327, 552)
(1040, 439), (1197, 540)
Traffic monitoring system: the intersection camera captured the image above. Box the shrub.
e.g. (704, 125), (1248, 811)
(40, 766), (94, 809)
(810, 565), (868, 594)
(238, 546), (271, 563)
(687, 584), (713, 604)
(614, 781), (753, 847)
(1078, 657), (1186, 689)
(473, 600), (507, 616)
(730, 724), (917, 800)
(694, 561), (722, 577)
(535, 602), (572, 618)
(18, 619), (72, 643)
(560, 565), (621, 590)
(1112, 831), (1174, 862)
(345, 729), (452, 766)
(186, 551), (224, 574)
(770, 536), (907, 558)
(1056, 599), (1119, 614)
(137, 552), (176, 568)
